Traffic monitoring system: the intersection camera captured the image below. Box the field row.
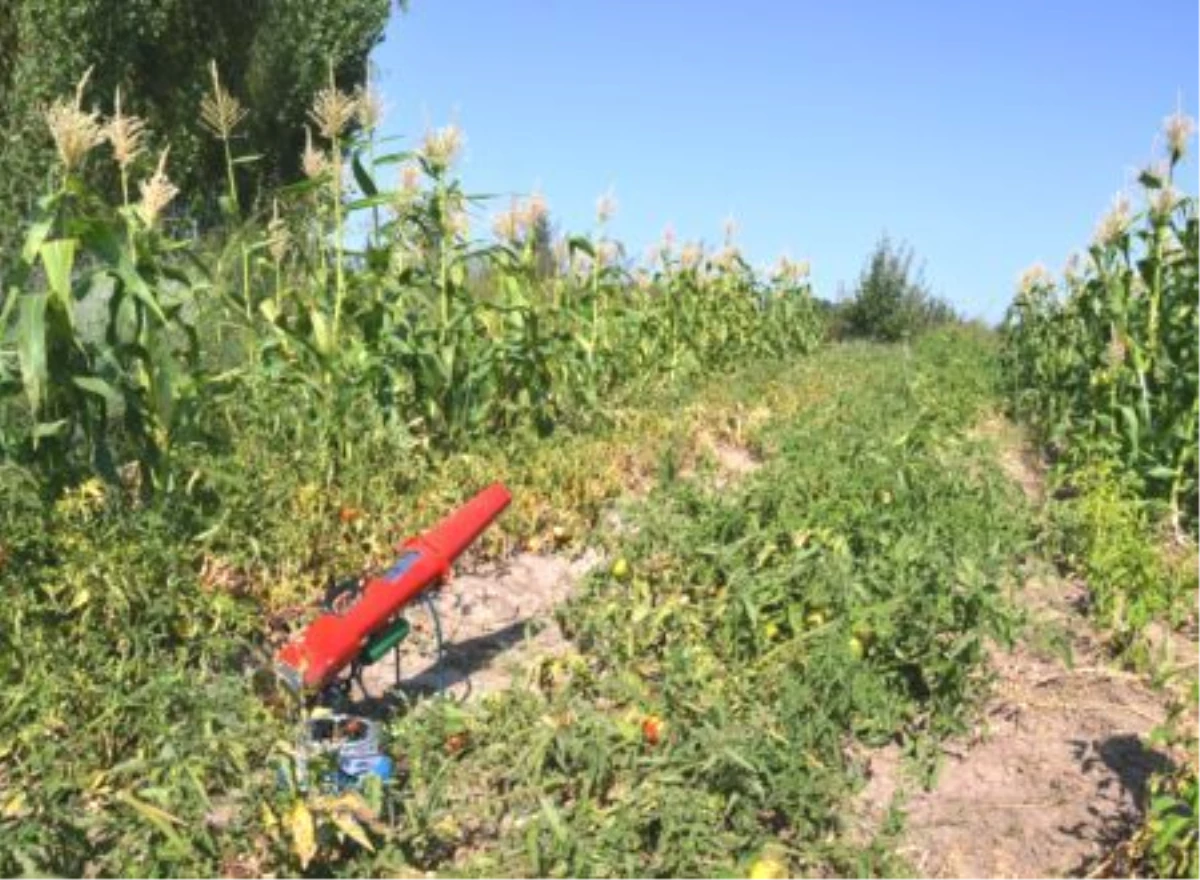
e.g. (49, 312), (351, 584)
(291, 330), (1029, 877)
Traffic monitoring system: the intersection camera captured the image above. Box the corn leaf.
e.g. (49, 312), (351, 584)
(351, 153), (378, 197)
(38, 239), (78, 327)
(20, 217), (53, 266)
(16, 293), (48, 415)
(73, 376), (122, 407)
(310, 308), (332, 356)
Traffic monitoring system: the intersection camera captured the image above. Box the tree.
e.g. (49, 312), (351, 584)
(840, 235), (957, 341)
(0, 0), (394, 256)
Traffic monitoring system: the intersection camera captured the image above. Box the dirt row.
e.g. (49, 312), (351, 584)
(867, 418), (1195, 877)
(857, 571), (1185, 878)
(357, 549), (599, 702)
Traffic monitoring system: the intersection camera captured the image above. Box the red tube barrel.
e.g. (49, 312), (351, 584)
(275, 483), (512, 692)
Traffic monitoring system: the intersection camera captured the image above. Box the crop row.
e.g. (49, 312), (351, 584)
(0, 69), (823, 500)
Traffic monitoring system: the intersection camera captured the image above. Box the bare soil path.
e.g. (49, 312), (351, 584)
(857, 415), (1192, 878)
(875, 581), (1174, 878)
(355, 550), (601, 703)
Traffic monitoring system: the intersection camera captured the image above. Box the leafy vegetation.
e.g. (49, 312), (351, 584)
(375, 331), (1028, 878)
(0, 41), (1193, 880)
(834, 235), (957, 342)
(0, 0), (392, 261)
(1001, 115), (1198, 536)
(1, 327), (1034, 876)
(0, 68), (823, 494)
(1000, 114), (1198, 640)
(0, 66), (829, 876)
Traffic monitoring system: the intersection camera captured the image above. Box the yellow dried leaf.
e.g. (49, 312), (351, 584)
(330, 810), (374, 851)
(432, 815), (460, 839)
(749, 856), (789, 879)
(2, 792), (26, 818)
(287, 800), (317, 869)
(318, 791), (376, 822)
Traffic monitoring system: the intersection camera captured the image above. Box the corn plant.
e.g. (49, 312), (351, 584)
(2, 64), (826, 499)
(1001, 112), (1199, 533)
(257, 101), (825, 453)
(0, 72), (204, 494)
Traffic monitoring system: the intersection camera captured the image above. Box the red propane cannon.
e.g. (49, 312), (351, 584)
(275, 483), (512, 694)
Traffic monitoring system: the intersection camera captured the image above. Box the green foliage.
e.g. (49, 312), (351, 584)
(1042, 459), (1197, 650)
(0, 469), (283, 877)
(0, 330), (1031, 877)
(1139, 749), (1199, 878)
(1000, 122), (1199, 533)
(838, 235), (957, 342)
(1001, 115), (1199, 879)
(1, 69), (825, 490)
(0, 0), (391, 259)
(0, 60), (1108, 880)
(2, 169), (206, 495)
(1000, 115), (1199, 645)
(0, 66), (833, 877)
(1097, 691), (1199, 879)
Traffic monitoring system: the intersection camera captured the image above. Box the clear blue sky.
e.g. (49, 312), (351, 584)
(371, 1), (1198, 323)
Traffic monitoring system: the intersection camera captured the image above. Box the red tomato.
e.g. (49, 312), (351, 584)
(642, 714), (666, 746)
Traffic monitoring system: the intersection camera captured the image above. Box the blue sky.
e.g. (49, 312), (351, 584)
(371, 1), (1198, 322)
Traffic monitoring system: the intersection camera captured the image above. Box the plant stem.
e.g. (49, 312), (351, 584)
(332, 136), (345, 340)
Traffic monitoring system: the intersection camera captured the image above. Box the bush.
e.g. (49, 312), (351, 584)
(838, 236), (957, 342)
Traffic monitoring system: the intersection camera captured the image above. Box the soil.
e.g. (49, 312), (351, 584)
(852, 416), (1192, 878)
(709, 438), (761, 478)
(354, 550), (601, 703)
(871, 620), (1173, 878)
